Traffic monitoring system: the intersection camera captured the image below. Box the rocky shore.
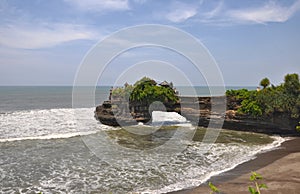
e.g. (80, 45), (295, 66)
(95, 96), (299, 136)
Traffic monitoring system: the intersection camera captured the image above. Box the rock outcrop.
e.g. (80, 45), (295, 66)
(95, 96), (299, 136)
(95, 99), (181, 126)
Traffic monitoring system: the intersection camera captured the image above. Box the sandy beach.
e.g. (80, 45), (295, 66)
(169, 137), (300, 194)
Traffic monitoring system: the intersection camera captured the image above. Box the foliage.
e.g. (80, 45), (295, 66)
(238, 100), (263, 117)
(207, 172), (267, 194)
(227, 73), (300, 119)
(283, 73), (300, 95)
(208, 182), (220, 194)
(133, 76), (156, 87)
(111, 77), (179, 105)
(112, 84), (134, 100)
(296, 122), (300, 132)
(226, 88), (254, 100)
(260, 78), (270, 89)
(129, 77), (178, 104)
(249, 171), (267, 194)
(227, 89), (262, 117)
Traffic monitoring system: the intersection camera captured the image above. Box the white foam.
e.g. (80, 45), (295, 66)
(150, 111), (190, 128)
(152, 111), (187, 123)
(141, 136), (287, 194)
(0, 109), (191, 142)
(0, 108), (112, 142)
(0, 131), (98, 142)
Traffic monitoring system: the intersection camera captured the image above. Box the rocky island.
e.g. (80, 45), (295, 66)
(95, 74), (300, 136)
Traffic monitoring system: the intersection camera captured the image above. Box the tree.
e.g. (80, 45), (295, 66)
(228, 73), (300, 120)
(129, 77), (178, 104)
(133, 76), (156, 87)
(283, 73), (300, 95)
(260, 78), (270, 89)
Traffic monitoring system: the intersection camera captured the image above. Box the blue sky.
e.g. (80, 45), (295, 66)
(0, 0), (299, 86)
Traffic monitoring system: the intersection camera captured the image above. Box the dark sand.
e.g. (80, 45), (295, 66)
(168, 137), (300, 194)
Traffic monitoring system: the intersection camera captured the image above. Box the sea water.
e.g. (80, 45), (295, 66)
(0, 86), (284, 194)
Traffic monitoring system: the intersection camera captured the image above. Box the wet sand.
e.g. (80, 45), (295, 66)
(169, 137), (300, 194)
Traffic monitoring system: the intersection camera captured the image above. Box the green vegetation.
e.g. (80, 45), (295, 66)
(208, 182), (220, 194)
(208, 172), (268, 194)
(226, 73), (300, 119)
(226, 89), (262, 117)
(249, 172), (268, 194)
(284, 73), (300, 95)
(208, 172), (267, 194)
(296, 122), (300, 132)
(111, 77), (179, 104)
(111, 84), (134, 100)
(130, 77), (178, 104)
(260, 78), (270, 89)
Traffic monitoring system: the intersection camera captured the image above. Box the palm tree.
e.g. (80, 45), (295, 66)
(260, 78), (270, 89)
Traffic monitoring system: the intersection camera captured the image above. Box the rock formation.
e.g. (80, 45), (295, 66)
(95, 95), (299, 136)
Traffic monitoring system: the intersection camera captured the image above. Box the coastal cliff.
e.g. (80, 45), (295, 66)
(95, 75), (300, 135)
(95, 95), (299, 135)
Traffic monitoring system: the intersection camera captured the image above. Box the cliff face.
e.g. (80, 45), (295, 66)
(95, 96), (299, 135)
(95, 99), (181, 126)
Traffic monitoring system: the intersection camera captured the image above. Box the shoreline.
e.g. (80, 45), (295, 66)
(168, 136), (300, 194)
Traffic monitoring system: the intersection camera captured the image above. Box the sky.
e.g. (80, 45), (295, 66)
(0, 0), (299, 86)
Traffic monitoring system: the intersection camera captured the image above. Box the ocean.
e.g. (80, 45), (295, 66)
(0, 86), (284, 193)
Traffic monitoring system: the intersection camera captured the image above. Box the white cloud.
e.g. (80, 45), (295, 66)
(64, 0), (129, 12)
(203, 1), (224, 19)
(166, 2), (197, 23)
(0, 23), (99, 49)
(228, 0), (300, 24)
(191, 0), (300, 26)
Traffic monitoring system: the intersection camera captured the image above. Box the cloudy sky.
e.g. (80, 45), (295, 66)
(0, 0), (299, 86)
